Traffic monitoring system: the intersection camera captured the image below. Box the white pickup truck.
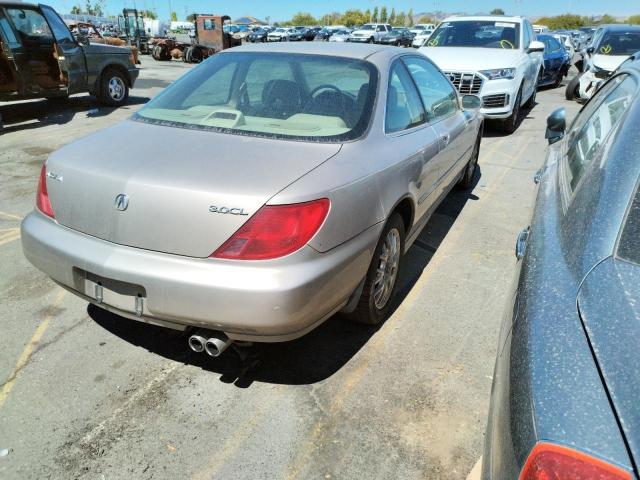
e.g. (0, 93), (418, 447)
(348, 23), (392, 43)
(420, 16), (544, 133)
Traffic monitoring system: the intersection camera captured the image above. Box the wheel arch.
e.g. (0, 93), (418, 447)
(98, 63), (132, 88)
(389, 195), (415, 238)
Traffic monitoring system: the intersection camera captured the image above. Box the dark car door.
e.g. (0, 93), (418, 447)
(402, 55), (471, 192)
(540, 36), (564, 83)
(40, 5), (86, 94)
(0, 9), (22, 93)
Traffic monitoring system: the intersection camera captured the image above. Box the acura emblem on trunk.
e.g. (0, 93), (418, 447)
(115, 194), (129, 211)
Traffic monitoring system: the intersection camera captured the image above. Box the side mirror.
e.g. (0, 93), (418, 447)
(461, 94), (481, 110)
(586, 46), (595, 55)
(527, 40), (545, 53)
(545, 107), (566, 145)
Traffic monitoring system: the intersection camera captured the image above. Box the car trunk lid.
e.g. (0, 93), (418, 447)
(45, 120), (341, 257)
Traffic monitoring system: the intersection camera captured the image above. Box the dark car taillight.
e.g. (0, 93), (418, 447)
(520, 443), (631, 480)
(211, 199), (330, 260)
(36, 164), (55, 218)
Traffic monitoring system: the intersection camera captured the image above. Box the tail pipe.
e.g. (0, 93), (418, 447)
(188, 330), (233, 357)
(204, 333), (233, 357)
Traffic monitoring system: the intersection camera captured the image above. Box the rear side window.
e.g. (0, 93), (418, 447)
(6, 8), (52, 41)
(385, 61), (426, 133)
(0, 14), (19, 44)
(618, 186), (640, 265)
(565, 75), (636, 191)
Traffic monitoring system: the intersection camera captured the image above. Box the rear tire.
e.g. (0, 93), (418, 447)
(349, 214), (405, 325)
(368, 37), (374, 44)
(565, 73), (582, 100)
(97, 68), (129, 107)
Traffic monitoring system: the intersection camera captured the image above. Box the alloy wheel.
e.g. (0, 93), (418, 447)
(373, 228), (401, 310)
(108, 76), (125, 101)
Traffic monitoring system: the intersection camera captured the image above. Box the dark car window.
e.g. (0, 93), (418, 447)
(542, 36), (562, 53)
(597, 31), (640, 56)
(402, 56), (458, 122)
(385, 60), (426, 133)
(6, 8), (53, 42)
(40, 6), (75, 46)
(0, 13), (19, 44)
(565, 75), (636, 191)
(618, 186), (640, 265)
(427, 20), (520, 49)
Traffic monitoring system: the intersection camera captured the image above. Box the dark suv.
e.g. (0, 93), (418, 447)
(0, 2), (139, 108)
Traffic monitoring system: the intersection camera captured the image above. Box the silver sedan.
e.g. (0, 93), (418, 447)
(22, 43), (483, 354)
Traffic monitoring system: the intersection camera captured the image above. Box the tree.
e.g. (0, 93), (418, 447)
(417, 15), (434, 24)
(341, 9), (368, 27)
(380, 7), (388, 23)
(629, 14), (640, 24)
(70, 5), (81, 14)
(83, 0), (104, 16)
(186, 12), (198, 22)
(364, 9), (371, 22)
(595, 14), (618, 25)
(291, 12), (317, 25)
(490, 8), (505, 15)
(536, 14), (586, 30)
(396, 11), (406, 27)
(407, 8), (414, 27)
(171, 11), (177, 22)
(388, 8), (396, 26)
(372, 7), (378, 23)
(141, 10), (157, 19)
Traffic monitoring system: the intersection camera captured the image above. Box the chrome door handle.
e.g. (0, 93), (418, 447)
(515, 227), (530, 260)
(440, 133), (450, 146)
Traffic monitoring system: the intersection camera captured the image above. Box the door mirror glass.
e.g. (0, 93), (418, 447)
(461, 94), (481, 110)
(528, 40), (545, 53)
(545, 107), (566, 144)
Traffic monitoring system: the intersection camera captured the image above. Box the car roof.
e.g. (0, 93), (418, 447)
(442, 15), (524, 23)
(223, 42), (391, 61)
(0, 1), (40, 7)
(599, 24), (640, 33)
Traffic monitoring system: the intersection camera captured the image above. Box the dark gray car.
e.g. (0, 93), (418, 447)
(482, 56), (640, 479)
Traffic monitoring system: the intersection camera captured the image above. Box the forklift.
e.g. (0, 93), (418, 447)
(118, 9), (150, 54)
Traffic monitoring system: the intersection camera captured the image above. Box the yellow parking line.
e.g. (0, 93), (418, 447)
(0, 289), (66, 410)
(0, 211), (23, 221)
(0, 228), (20, 247)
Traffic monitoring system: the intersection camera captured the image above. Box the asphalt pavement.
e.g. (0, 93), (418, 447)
(0, 56), (581, 479)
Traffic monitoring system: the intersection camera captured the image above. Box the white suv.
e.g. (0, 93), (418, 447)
(348, 23), (391, 43)
(419, 16), (544, 133)
(410, 23), (436, 47)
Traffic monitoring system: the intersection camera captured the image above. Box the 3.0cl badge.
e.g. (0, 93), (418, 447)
(115, 194), (129, 211)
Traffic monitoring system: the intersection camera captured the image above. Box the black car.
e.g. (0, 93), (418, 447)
(288, 27), (305, 41)
(482, 56), (640, 479)
(247, 28), (268, 43)
(303, 26), (321, 41)
(379, 28), (414, 47)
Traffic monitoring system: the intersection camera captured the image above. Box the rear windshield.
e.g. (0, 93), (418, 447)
(597, 32), (640, 56)
(427, 20), (520, 49)
(133, 52), (378, 142)
(618, 186), (640, 265)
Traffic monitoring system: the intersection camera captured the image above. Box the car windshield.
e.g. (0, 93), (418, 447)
(427, 20), (521, 49)
(359, 25), (375, 31)
(133, 52), (378, 143)
(597, 32), (640, 56)
(391, 29), (404, 34)
(274, 28), (286, 33)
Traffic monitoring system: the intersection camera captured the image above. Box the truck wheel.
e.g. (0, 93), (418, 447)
(368, 37), (374, 43)
(349, 213), (405, 325)
(97, 68), (129, 107)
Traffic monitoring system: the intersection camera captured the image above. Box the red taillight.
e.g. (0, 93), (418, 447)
(211, 199), (330, 260)
(36, 165), (55, 218)
(520, 443), (631, 480)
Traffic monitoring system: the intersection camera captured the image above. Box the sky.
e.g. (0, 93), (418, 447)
(48, 0), (640, 23)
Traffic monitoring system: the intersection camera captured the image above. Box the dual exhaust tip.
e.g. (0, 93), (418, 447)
(188, 331), (233, 357)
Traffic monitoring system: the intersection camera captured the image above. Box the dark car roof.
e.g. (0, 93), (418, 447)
(598, 24), (640, 33)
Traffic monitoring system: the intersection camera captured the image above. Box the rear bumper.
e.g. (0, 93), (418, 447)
(128, 67), (139, 88)
(21, 211), (381, 342)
